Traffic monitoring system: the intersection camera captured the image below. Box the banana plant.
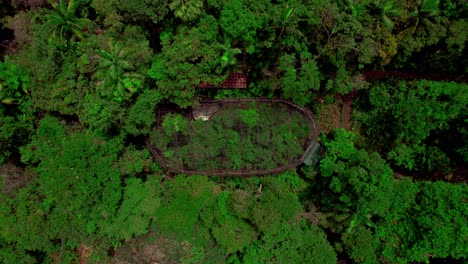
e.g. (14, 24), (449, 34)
(42, 0), (91, 42)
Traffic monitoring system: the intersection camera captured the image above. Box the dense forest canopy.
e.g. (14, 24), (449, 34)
(0, 0), (467, 263)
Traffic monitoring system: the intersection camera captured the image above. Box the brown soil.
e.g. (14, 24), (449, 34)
(78, 244), (92, 264)
(316, 92), (355, 134)
(0, 163), (35, 194)
(339, 91), (356, 131)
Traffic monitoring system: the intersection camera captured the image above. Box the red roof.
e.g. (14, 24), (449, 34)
(199, 71), (247, 89)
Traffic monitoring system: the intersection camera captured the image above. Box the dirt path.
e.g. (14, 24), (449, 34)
(341, 99), (352, 130)
(340, 92), (356, 130)
(364, 70), (467, 82)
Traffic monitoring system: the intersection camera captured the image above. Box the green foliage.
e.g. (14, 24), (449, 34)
(22, 116), (124, 245)
(318, 129), (394, 231)
(20, 115), (66, 165)
(201, 191), (256, 254)
(0, 116), (31, 165)
(96, 39), (144, 102)
(376, 180), (468, 263)
(23, 35), (86, 115)
(220, 44), (242, 69)
(219, 0), (261, 53)
(148, 23), (224, 107)
(250, 177), (304, 232)
(239, 107), (259, 128)
(162, 113), (188, 137)
(410, 0), (441, 25)
(81, 94), (123, 133)
(124, 89), (163, 136)
(0, 57), (33, 164)
(116, 0), (170, 24)
(457, 119), (468, 162)
(0, 57), (30, 108)
(101, 176), (161, 242)
(156, 176), (219, 241)
(343, 226), (378, 264)
(1, 0), (466, 262)
(361, 80), (468, 172)
(0, 238), (36, 264)
(242, 222), (337, 264)
(269, 4), (308, 44)
(441, 0), (467, 18)
(0, 184), (55, 253)
(278, 52), (321, 106)
(391, 0), (447, 65)
(169, 0), (204, 22)
(372, 0), (403, 29)
(42, 0), (91, 43)
(117, 147), (153, 176)
(4, 115), (165, 260)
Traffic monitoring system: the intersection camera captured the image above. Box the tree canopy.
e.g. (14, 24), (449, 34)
(0, 0), (466, 263)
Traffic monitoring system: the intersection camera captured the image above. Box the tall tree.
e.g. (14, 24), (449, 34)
(96, 40), (143, 102)
(409, 0), (441, 30)
(371, 0), (403, 29)
(147, 19), (224, 107)
(313, 129), (394, 233)
(376, 179), (468, 263)
(241, 222), (337, 264)
(359, 80), (467, 173)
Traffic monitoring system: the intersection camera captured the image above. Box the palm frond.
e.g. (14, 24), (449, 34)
(67, 0), (81, 16)
(43, 0), (90, 42)
(58, 0), (68, 16)
(169, 0), (203, 21)
(382, 15), (395, 29)
(421, 0), (440, 11)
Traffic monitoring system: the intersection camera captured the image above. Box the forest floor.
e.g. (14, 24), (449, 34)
(316, 96), (354, 134)
(363, 70), (468, 83)
(111, 231), (191, 264)
(340, 92), (356, 131)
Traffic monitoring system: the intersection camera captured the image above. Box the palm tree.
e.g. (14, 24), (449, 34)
(338, 0), (361, 17)
(263, 6), (306, 42)
(371, 0), (403, 30)
(277, 7), (306, 41)
(42, 0), (90, 42)
(169, 0), (203, 22)
(96, 40), (142, 102)
(409, 0), (440, 30)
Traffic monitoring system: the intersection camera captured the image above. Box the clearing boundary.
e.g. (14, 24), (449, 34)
(146, 98), (319, 176)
